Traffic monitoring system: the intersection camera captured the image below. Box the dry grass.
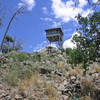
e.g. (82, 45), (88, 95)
(80, 96), (92, 100)
(18, 73), (59, 99)
(43, 83), (58, 99)
(81, 78), (96, 96)
(91, 63), (100, 73)
(68, 66), (83, 77)
(57, 62), (65, 72)
(18, 72), (41, 92)
(75, 66), (83, 76)
(5, 70), (19, 86)
(48, 96), (58, 100)
(94, 66), (100, 73)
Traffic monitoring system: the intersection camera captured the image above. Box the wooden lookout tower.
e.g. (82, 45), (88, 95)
(45, 28), (63, 49)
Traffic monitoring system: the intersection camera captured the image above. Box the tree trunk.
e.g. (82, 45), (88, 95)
(0, 7), (24, 52)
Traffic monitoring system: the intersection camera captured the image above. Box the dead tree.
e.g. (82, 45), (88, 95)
(0, 7), (24, 52)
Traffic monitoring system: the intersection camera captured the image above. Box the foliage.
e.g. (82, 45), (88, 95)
(68, 49), (83, 66)
(67, 48), (89, 74)
(2, 35), (23, 53)
(5, 59), (36, 86)
(2, 35), (14, 53)
(66, 48), (72, 55)
(0, 7), (25, 52)
(32, 52), (41, 62)
(74, 12), (100, 61)
(5, 35), (14, 42)
(60, 48), (65, 54)
(5, 67), (19, 86)
(70, 94), (79, 100)
(15, 52), (30, 62)
(13, 38), (23, 51)
(67, 11), (100, 74)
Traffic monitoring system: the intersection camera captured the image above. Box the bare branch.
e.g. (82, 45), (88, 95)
(0, 6), (25, 52)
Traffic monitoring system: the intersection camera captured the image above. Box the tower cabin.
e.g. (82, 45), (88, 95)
(45, 28), (63, 43)
(45, 28), (63, 53)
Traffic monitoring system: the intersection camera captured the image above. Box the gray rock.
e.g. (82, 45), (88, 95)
(15, 94), (23, 100)
(0, 84), (3, 89)
(54, 71), (62, 76)
(70, 76), (77, 84)
(5, 96), (11, 100)
(0, 93), (9, 99)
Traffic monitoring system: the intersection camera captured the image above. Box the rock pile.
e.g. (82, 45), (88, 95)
(0, 50), (100, 100)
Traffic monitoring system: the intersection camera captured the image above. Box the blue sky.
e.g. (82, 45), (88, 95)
(0, 0), (99, 52)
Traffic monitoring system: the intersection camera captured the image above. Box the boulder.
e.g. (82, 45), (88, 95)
(15, 94), (23, 100)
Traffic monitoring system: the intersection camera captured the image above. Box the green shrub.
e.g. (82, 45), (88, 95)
(9, 52), (30, 62)
(16, 52), (30, 62)
(5, 69), (19, 86)
(32, 52), (41, 62)
(5, 63), (36, 85)
(67, 49), (89, 75)
(68, 49), (83, 66)
(66, 48), (72, 55)
(18, 67), (33, 80)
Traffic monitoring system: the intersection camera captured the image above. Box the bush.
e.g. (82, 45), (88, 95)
(67, 49), (89, 75)
(16, 52), (30, 62)
(8, 52), (30, 62)
(67, 49), (83, 67)
(5, 69), (19, 86)
(5, 63), (36, 86)
(66, 48), (72, 55)
(32, 52), (41, 62)
(18, 67), (33, 80)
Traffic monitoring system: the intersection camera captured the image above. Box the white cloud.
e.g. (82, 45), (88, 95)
(63, 32), (80, 49)
(40, 17), (62, 28)
(51, 0), (90, 23)
(63, 38), (75, 49)
(18, 0), (35, 11)
(33, 41), (58, 52)
(93, 0), (98, 3)
(52, 21), (61, 28)
(40, 17), (52, 22)
(82, 9), (92, 17)
(33, 41), (48, 52)
(78, 0), (87, 8)
(42, 7), (48, 14)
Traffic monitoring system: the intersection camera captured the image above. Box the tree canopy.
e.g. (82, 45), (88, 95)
(67, 10), (100, 74)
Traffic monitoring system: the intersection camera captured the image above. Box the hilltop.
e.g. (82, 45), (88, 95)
(0, 47), (100, 100)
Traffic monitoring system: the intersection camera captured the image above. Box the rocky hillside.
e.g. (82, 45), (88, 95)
(0, 47), (100, 100)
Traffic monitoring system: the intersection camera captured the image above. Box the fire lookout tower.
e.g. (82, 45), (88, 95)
(45, 28), (63, 49)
